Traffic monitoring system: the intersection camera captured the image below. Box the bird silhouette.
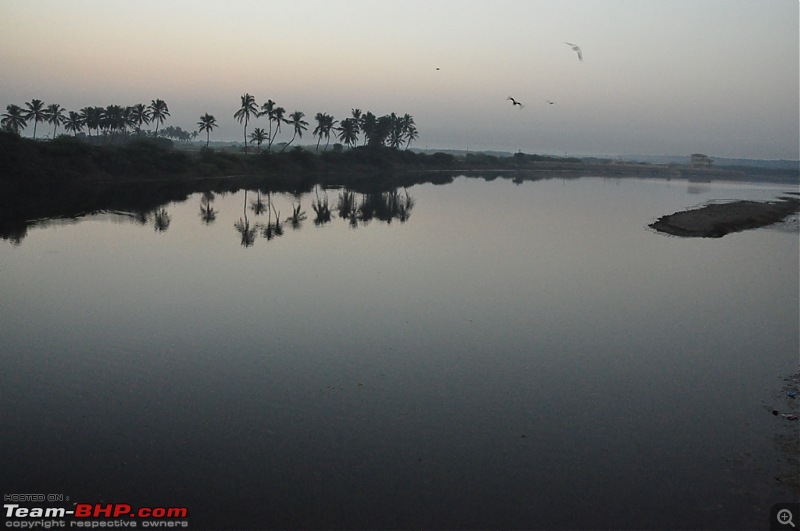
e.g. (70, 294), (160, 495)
(564, 42), (583, 61)
(507, 96), (523, 108)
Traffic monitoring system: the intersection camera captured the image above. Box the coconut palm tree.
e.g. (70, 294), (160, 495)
(249, 127), (268, 153)
(281, 110), (308, 152)
(24, 99), (46, 139)
(44, 103), (66, 138)
(269, 106), (287, 151)
(129, 103), (151, 136)
(235, 93), (258, 153)
(360, 111), (377, 146)
(80, 106), (103, 139)
(197, 113), (218, 147)
(1, 104), (27, 134)
(313, 112), (337, 152)
(259, 99), (276, 149)
(63, 111), (84, 137)
(337, 118), (359, 148)
(400, 114), (417, 149)
(149, 99), (170, 135)
(102, 104), (126, 142)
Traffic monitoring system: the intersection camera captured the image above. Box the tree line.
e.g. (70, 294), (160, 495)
(2, 95), (419, 153)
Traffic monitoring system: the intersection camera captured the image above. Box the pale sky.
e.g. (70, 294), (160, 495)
(1, 0), (798, 159)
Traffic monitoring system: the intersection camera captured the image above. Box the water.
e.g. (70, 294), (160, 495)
(1, 175), (798, 529)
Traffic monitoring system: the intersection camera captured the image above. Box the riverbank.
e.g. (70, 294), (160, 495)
(650, 195), (800, 237)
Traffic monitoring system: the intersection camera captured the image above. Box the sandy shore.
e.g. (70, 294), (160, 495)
(650, 194), (800, 237)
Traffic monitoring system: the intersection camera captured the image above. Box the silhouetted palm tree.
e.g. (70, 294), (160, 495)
(149, 99), (170, 135)
(337, 118), (359, 148)
(24, 99), (46, 139)
(360, 111), (376, 146)
(129, 103), (151, 136)
(63, 111), (84, 136)
(235, 93), (258, 153)
(44, 103), (65, 138)
(401, 114), (417, 149)
(197, 113), (218, 147)
(250, 128), (268, 153)
(270, 106), (287, 150)
(313, 112), (337, 152)
(260, 99), (276, 149)
(80, 107), (103, 139)
(102, 104), (125, 143)
(281, 110), (308, 152)
(1, 104), (27, 134)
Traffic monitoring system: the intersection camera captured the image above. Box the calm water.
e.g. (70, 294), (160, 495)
(1, 175), (798, 530)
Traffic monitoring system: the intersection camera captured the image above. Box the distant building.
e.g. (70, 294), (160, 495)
(690, 153), (713, 168)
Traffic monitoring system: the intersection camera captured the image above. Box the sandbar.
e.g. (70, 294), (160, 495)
(650, 195), (799, 237)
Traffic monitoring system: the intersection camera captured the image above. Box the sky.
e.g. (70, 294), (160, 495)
(1, 0), (798, 159)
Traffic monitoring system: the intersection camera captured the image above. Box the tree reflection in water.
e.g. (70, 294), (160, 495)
(199, 192), (217, 224)
(234, 190), (257, 247)
(153, 208), (171, 232)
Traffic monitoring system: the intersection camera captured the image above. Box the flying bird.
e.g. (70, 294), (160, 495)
(546, 100), (556, 105)
(507, 97), (523, 108)
(564, 42), (583, 61)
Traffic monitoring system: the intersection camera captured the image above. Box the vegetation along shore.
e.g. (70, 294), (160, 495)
(2, 96), (798, 244)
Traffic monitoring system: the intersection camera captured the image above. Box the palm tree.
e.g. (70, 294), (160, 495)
(102, 104), (126, 143)
(197, 113), (218, 147)
(44, 103), (65, 138)
(249, 127), (268, 153)
(149, 99), (170, 135)
(129, 103), (151, 136)
(388, 113), (404, 148)
(281, 111), (308, 152)
(269, 106), (287, 151)
(80, 106), (103, 139)
(234, 93), (258, 153)
(313, 112), (337, 152)
(259, 99), (276, 149)
(63, 111), (84, 137)
(401, 114), (417, 149)
(24, 99), (46, 139)
(337, 118), (359, 148)
(1, 104), (27, 134)
(360, 111), (377, 146)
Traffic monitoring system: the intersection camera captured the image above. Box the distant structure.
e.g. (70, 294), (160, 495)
(690, 153), (713, 168)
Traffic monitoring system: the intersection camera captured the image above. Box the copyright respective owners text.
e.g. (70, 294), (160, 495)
(3, 494), (190, 528)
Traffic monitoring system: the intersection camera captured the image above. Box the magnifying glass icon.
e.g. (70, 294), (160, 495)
(778, 508), (796, 528)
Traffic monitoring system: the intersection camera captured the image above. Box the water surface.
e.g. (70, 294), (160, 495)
(1, 175), (798, 529)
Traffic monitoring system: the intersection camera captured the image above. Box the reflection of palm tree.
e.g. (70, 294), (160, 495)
(235, 191), (257, 247)
(288, 202), (307, 229)
(153, 208), (171, 232)
(337, 190), (357, 219)
(251, 191), (267, 216)
(200, 192), (217, 224)
(312, 186), (332, 225)
(262, 195), (283, 240)
(235, 217), (257, 246)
